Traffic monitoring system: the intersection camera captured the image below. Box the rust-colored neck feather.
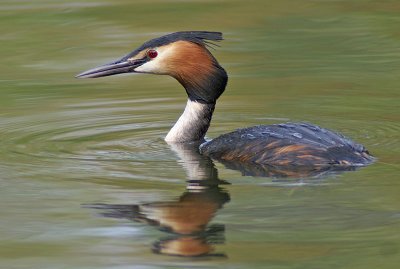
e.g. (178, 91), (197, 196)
(166, 41), (227, 104)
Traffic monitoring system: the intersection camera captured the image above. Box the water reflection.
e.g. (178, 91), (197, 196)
(170, 140), (360, 180)
(87, 142), (230, 257)
(86, 141), (361, 257)
(219, 159), (359, 178)
(88, 183), (229, 257)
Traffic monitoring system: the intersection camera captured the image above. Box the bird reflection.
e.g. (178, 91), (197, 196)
(169, 140), (359, 180)
(86, 140), (355, 257)
(219, 158), (359, 178)
(89, 183), (229, 257)
(87, 141), (230, 257)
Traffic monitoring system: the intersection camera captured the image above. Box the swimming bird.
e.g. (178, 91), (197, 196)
(76, 31), (373, 168)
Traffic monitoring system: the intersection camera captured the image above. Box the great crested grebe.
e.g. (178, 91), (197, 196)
(77, 31), (374, 168)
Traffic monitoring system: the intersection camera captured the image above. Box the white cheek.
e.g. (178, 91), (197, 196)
(134, 59), (162, 73)
(134, 45), (176, 74)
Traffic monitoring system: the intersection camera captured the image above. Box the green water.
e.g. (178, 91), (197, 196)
(1, 1), (399, 268)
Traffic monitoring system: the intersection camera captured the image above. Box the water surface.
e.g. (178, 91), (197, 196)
(1, 1), (399, 268)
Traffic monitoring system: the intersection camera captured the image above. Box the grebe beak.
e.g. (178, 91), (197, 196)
(76, 58), (146, 78)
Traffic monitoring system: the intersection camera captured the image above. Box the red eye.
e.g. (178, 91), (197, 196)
(147, 49), (158, 59)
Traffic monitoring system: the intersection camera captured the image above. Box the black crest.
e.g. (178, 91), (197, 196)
(121, 31), (223, 61)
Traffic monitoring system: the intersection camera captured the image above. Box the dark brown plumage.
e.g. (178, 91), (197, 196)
(200, 122), (373, 167)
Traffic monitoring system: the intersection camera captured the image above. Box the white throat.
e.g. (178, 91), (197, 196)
(165, 99), (215, 142)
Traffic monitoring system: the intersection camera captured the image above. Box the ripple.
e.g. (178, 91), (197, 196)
(1, 96), (397, 183)
(338, 119), (400, 148)
(0, 98), (180, 181)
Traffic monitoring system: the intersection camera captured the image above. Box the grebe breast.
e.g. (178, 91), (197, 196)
(200, 122), (374, 167)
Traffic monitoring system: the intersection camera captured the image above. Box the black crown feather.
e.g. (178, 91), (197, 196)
(121, 31), (223, 61)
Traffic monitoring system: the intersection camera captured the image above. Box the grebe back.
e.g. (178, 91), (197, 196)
(76, 31), (374, 168)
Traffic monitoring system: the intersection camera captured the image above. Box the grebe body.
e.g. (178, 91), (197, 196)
(77, 31), (373, 168)
(200, 122), (373, 167)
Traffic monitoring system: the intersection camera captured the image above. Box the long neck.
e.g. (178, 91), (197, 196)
(165, 99), (215, 142)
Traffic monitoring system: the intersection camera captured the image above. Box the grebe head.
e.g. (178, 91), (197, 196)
(76, 31), (228, 104)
